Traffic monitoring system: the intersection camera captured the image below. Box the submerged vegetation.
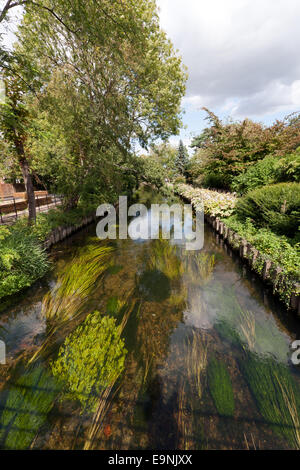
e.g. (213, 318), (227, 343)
(186, 331), (208, 400)
(51, 312), (127, 412)
(0, 366), (59, 450)
(207, 356), (235, 418)
(240, 355), (300, 449)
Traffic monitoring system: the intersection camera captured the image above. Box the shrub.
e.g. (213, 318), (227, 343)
(231, 155), (279, 194)
(236, 183), (300, 237)
(0, 225), (49, 299)
(202, 171), (230, 190)
(173, 175), (186, 184)
(176, 183), (237, 217)
(275, 149), (300, 183)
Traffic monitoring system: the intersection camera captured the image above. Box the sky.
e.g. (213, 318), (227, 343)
(157, 0), (300, 149)
(2, 1), (300, 151)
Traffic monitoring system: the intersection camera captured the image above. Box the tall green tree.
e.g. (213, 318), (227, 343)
(175, 139), (188, 175)
(9, 0), (187, 208)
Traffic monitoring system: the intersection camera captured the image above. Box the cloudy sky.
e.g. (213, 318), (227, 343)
(157, 0), (300, 147)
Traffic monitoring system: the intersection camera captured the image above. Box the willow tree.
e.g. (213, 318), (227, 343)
(13, 0), (187, 207)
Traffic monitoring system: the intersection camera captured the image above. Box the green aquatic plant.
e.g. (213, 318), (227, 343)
(148, 239), (183, 281)
(208, 356), (235, 417)
(51, 312), (127, 412)
(240, 354), (300, 448)
(183, 252), (215, 286)
(215, 319), (241, 348)
(210, 283), (289, 363)
(186, 330), (208, 400)
(82, 301), (138, 449)
(106, 297), (126, 316)
(238, 308), (256, 351)
(0, 366), (59, 450)
(29, 243), (115, 364)
(43, 243), (114, 321)
(275, 373), (300, 449)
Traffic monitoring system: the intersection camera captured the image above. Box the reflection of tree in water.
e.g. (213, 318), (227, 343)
(136, 239), (186, 380)
(181, 251), (216, 329)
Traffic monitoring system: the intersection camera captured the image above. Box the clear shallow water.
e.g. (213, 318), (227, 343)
(0, 187), (300, 450)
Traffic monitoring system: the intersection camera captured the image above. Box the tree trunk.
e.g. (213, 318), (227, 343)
(20, 158), (36, 223)
(65, 195), (79, 211)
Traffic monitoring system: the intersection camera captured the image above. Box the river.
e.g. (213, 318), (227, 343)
(0, 186), (299, 450)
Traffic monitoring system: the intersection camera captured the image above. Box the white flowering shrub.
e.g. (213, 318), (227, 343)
(177, 184), (237, 218)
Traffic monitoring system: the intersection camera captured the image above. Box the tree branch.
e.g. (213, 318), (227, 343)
(1, 0), (79, 35)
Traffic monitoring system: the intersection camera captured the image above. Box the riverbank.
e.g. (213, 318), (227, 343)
(175, 183), (300, 313)
(0, 206), (98, 301)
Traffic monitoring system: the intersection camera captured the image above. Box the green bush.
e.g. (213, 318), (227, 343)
(202, 171), (229, 189)
(0, 203), (100, 300)
(173, 175), (186, 184)
(0, 225), (49, 299)
(236, 183), (300, 237)
(231, 155), (279, 193)
(275, 149), (300, 183)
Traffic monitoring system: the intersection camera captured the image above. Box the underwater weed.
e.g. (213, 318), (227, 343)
(51, 312), (127, 412)
(239, 308), (256, 351)
(208, 356), (235, 417)
(274, 373), (300, 449)
(186, 330), (208, 400)
(176, 382), (193, 450)
(0, 366), (59, 450)
(241, 354), (300, 448)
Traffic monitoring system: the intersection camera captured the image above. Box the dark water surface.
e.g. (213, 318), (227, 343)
(0, 187), (300, 450)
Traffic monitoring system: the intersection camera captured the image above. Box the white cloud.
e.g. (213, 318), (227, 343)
(157, 0), (300, 117)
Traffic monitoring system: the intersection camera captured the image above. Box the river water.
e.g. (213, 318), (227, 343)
(0, 187), (300, 450)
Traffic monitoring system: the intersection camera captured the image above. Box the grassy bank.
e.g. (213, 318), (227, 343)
(0, 205), (97, 300)
(176, 183), (300, 307)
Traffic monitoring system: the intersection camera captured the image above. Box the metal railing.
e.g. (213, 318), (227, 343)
(0, 194), (63, 225)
